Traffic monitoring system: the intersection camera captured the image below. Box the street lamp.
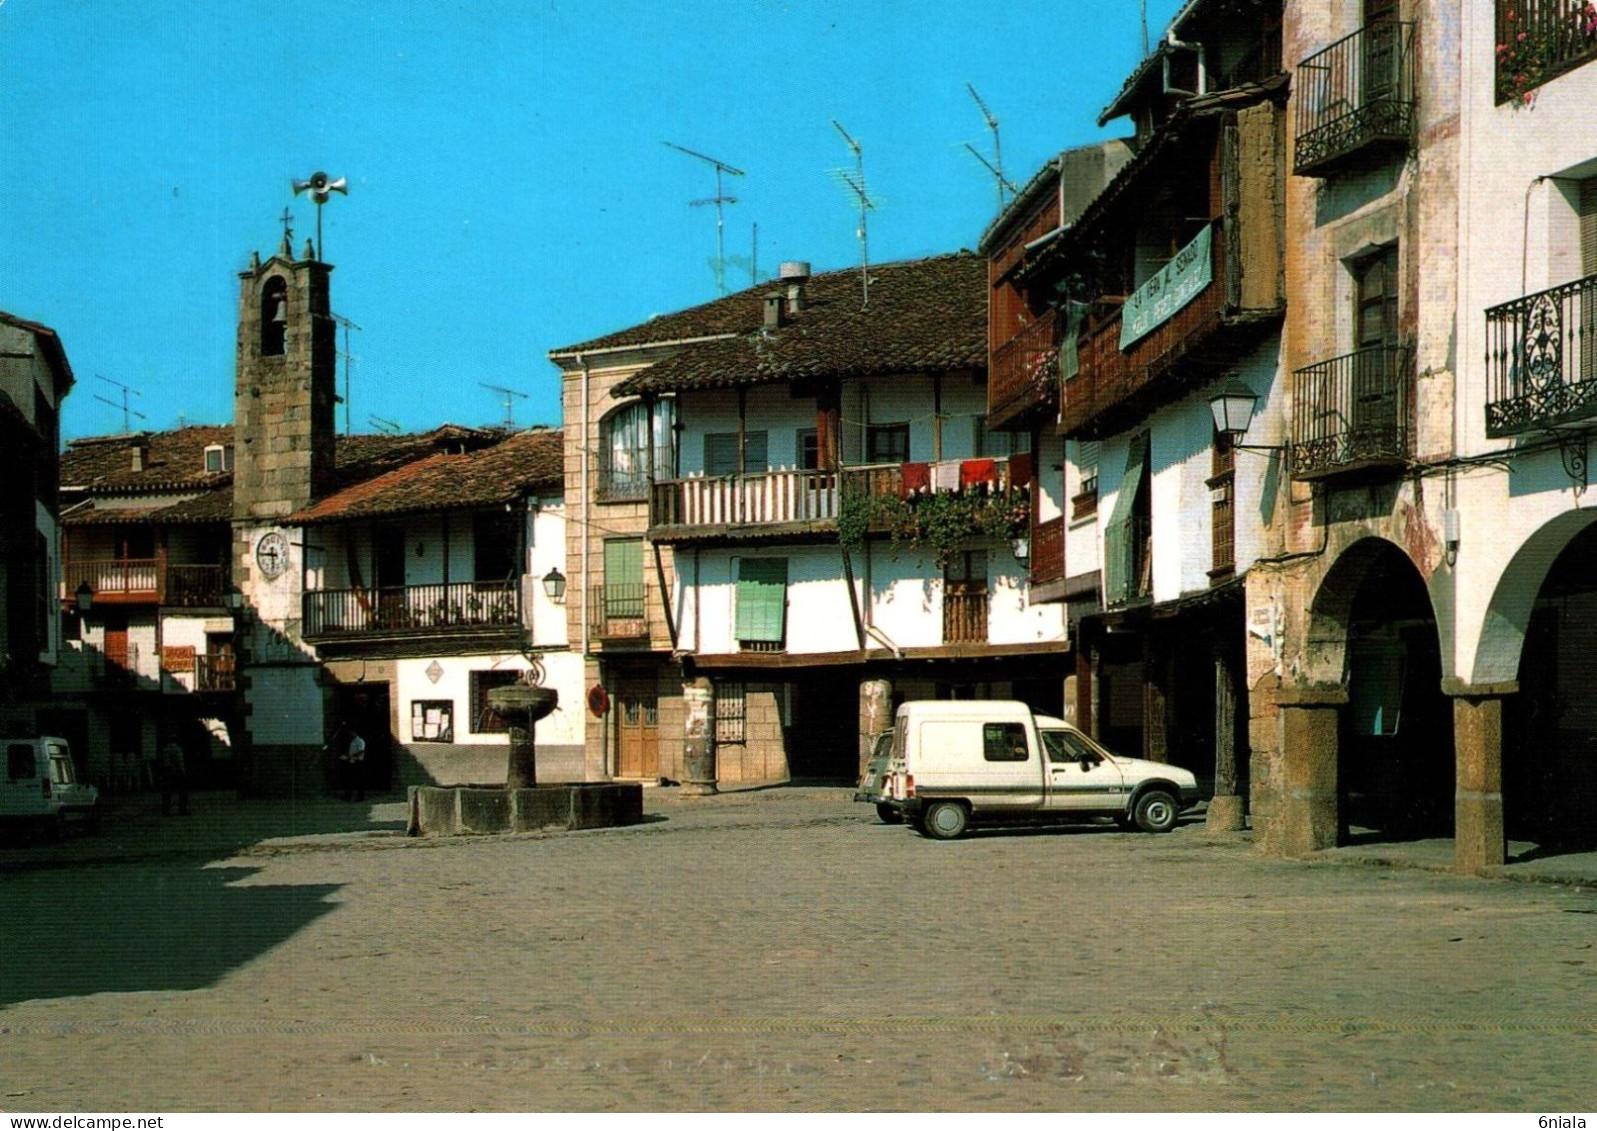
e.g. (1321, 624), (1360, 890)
(74, 581), (93, 614)
(1208, 379), (1282, 453)
(541, 567), (567, 604)
(224, 585), (244, 614)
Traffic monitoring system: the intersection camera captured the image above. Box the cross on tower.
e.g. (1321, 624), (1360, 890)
(279, 207), (294, 245)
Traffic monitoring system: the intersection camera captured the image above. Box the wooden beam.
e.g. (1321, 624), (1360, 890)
(652, 540), (678, 649)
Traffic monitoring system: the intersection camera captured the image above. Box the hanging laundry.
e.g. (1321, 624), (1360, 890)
(900, 461), (931, 499)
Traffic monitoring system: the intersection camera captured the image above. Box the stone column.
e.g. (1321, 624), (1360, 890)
(489, 683), (559, 790)
(1207, 645), (1246, 832)
(1444, 678), (1513, 877)
(681, 677), (716, 796)
(1272, 685), (1346, 856)
(859, 678), (893, 779)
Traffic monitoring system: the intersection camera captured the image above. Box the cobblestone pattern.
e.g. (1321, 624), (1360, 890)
(1, 790), (1594, 1111)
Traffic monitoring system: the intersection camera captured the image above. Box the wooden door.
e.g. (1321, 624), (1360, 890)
(615, 683), (659, 779)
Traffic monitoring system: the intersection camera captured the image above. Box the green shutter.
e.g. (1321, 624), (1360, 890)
(736, 558), (788, 644)
(1102, 438), (1147, 607)
(603, 539), (645, 618)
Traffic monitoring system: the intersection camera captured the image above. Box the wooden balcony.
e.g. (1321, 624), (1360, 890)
(302, 579), (521, 640)
(650, 469), (840, 542)
(1291, 346), (1414, 480)
(1486, 272), (1597, 437)
(943, 589), (989, 644)
(1029, 515), (1065, 588)
(63, 558), (230, 607)
(987, 308), (1058, 430)
(1294, 22), (1416, 177)
(1063, 220), (1245, 438)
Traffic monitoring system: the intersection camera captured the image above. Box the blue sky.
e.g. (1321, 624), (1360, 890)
(1, 1), (1183, 440)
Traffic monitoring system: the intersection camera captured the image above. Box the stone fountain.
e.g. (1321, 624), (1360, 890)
(407, 679), (641, 837)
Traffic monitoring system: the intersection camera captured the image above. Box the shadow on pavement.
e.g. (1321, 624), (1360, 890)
(0, 861), (340, 1006)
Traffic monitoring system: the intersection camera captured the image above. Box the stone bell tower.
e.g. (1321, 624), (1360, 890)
(233, 235), (338, 520)
(231, 234), (339, 796)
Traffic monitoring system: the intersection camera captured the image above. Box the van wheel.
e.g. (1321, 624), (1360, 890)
(1134, 790), (1178, 833)
(875, 802), (902, 824)
(920, 800), (969, 840)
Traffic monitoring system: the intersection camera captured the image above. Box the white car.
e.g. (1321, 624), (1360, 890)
(2, 737), (99, 839)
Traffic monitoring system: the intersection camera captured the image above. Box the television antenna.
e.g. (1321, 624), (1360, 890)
(331, 312), (363, 436)
(664, 141), (745, 296)
(964, 84), (1016, 210)
(291, 170), (348, 262)
(93, 374), (147, 432)
(368, 415), (402, 435)
(831, 120), (876, 308)
(479, 382), (529, 431)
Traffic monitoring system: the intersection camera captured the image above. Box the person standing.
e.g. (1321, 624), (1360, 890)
(159, 738), (189, 817)
(341, 727), (367, 802)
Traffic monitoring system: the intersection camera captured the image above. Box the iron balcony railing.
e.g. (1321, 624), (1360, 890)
(193, 653), (236, 692)
(1290, 345), (1414, 479)
(165, 564), (229, 607)
(1486, 271), (1597, 436)
(588, 583), (649, 640)
(1294, 22), (1415, 176)
(302, 579), (521, 638)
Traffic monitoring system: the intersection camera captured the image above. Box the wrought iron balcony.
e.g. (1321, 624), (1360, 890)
(1290, 346), (1413, 480)
(165, 564), (230, 608)
(1294, 22), (1415, 177)
(588, 583), (650, 640)
(1486, 272), (1597, 436)
(1495, 0), (1597, 104)
(302, 579), (521, 640)
(193, 653), (236, 692)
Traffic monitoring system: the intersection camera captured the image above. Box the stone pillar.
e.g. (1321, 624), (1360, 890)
(681, 677), (716, 796)
(859, 678), (892, 779)
(1445, 679), (1513, 877)
(1143, 635), (1169, 762)
(1272, 685), (1346, 856)
(1207, 645), (1246, 832)
(489, 683), (559, 790)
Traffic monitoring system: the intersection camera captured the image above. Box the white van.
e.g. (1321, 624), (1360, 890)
(2, 737), (99, 837)
(882, 700), (1200, 839)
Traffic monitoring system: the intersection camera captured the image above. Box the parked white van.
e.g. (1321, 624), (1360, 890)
(2, 737), (99, 837)
(882, 700), (1200, 839)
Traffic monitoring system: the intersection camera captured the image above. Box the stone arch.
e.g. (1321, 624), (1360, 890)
(260, 275), (288, 356)
(1301, 536), (1429, 687)
(1471, 508), (1597, 685)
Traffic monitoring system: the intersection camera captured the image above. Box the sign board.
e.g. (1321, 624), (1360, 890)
(1120, 224), (1214, 349)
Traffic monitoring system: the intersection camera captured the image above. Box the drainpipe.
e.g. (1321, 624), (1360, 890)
(1163, 30), (1207, 97)
(579, 352), (591, 661)
(866, 625), (903, 660)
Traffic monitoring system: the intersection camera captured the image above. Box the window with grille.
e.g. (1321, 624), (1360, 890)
(1210, 429), (1236, 580)
(714, 681), (747, 745)
(470, 670), (524, 734)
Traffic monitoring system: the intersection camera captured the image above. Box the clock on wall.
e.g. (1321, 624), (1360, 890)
(255, 531), (289, 580)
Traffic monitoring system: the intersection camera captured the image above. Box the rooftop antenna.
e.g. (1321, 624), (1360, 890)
(964, 84), (1016, 210)
(93, 375), (146, 432)
(291, 171), (348, 261)
(664, 142), (745, 296)
(831, 119), (876, 308)
(331, 312), (363, 436)
(751, 221), (759, 287)
(479, 382), (529, 431)
(1141, 0), (1151, 56)
(368, 415), (402, 435)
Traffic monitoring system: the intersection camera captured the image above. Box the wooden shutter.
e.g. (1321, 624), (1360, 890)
(1579, 178), (1597, 279)
(735, 558), (788, 644)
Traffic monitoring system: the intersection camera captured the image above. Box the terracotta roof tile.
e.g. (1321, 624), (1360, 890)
(600, 254), (987, 398)
(288, 428), (564, 525)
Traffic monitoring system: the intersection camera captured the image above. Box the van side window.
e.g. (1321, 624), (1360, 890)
(983, 722), (1030, 762)
(8, 744), (34, 780)
(1045, 729), (1099, 763)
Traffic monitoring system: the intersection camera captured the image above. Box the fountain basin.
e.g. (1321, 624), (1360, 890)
(406, 782), (643, 837)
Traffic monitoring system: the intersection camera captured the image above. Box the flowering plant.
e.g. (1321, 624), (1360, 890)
(1496, 2), (1597, 104)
